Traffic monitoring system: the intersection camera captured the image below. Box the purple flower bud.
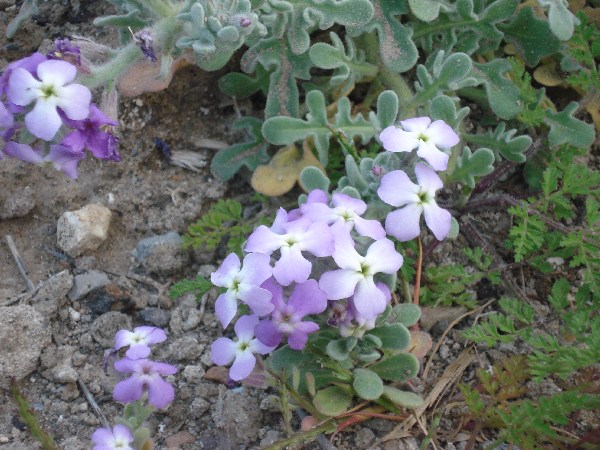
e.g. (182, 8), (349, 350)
(240, 17), (252, 27)
(134, 29), (157, 63)
(47, 38), (81, 66)
(371, 165), (383, 176)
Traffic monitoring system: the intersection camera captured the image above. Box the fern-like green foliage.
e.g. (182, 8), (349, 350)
(420, 247), (500, 308)
(182, 198), (271, 256)
(168, 275), (213, 301)
(461, 356), (600, 449)
(564, 12), (600, 91)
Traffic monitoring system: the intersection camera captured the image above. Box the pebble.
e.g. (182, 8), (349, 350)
(212, 385), (263, 445)
(0, 186), (35, 219)
(57, 203), (112, 257)
(30, 270), (73, 318)
(355, 428), (376, 447)
(0, 305), (51, 388)
(91, 311), (132, 348)
(68, 270), (110, 302)
(140, 307), (171, 327)
(132, 231), (190, 276)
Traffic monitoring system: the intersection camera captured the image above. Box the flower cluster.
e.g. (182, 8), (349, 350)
(210, 116), (457, 381)
(92, 326), (176, 450)
(1, 38), (120, 178)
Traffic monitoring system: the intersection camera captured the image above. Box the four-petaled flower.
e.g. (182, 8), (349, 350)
(378, 163), (451, 242)
(301, 190), (386, 240)
(379, 117), (459, 171)
(7, 59), (91, 140)
(254, 278), (328, 350)
(114, 326), (167, 360)
(245, 208), (334, 286)
(211, 252), (274, 328)
(92, 424), (135, 450)
(319, 233), (403, 319)
(113, 358), (177, 409)
(211, 315), (276, 381)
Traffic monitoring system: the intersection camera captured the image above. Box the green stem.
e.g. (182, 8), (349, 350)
(412, 19), (475, 40)
(143, 0), (177, 17)
(79, 42), (141, 90)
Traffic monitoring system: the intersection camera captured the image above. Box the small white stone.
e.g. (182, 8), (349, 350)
(57, 204), (112, 257)
(69, 307), (81, 322)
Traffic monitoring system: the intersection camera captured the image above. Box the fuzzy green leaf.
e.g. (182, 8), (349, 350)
(6, 0), (40, 38)
(353, 369), (384, 400)
(499, 7), (560, 66)
(210, 117), (270, 181)
(451, 146), (495, 188)
(463, 123), (532, 163)
(348, 0), (418, 73)
(326, 337), (358, 361)
(367, 323), (411, 351)
(369, 353), (419, 382)
(313, 386), (353, 416)
(471, 59), (522, 120)
(408, 0), (443, 22)
(299, 166), (331, 193)
(538, 0), (579, 41)
(387, 303), (422, 327)
(218, 65), (271, 98)
(428, 95), (470, 129)
(544, 102), (595, 148)
(383, 386), (424, 409)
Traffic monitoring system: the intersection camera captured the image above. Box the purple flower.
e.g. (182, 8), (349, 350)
(211, 315), (276, 381)
(114, 326), (167, 360)
(211, 252), (274, 328)
(134, 29), (157, 63)
(379, 117), (459, 171)
(47, 38), (81, 66)
(45, 143), (86, 179)
(92, 424), (134, 450)
(378, 163), (452, 242)
(341, 283), (391, 338)
(7, 59), (91, 140)
(319, 233), (403, 319)
(254, 279), (328, 350)
(245, 208), (334, 286)
(0, 53), (47, 103)
(113, 358), (177, 409)
(2, 141), (44, 164)
(61, 104), (120, 161)
(301, 190), (385, 240)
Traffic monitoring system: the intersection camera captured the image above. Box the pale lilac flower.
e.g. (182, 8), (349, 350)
(114, 326), (167, 360)
(61, 104), (120, 161)
(211, 252), (273, 328)
(378, 163), (451, 242)
(113, 358), (177, 408)
(8, 59), (91, 140)
(3, 141), (43, 164)
(92, 424), (134, 450)
(301, 190), (385, 240)
(379, 117), (459, 171)
(245, 208), (334, 286)
(254, 278), (327, 350)
(319, 233), (403, 319)
(0, 53), (47, 105)
(211, 315), (276, 381)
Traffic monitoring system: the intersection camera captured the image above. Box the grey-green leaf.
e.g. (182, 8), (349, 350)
(544, 102), (595, 148)
(383, 386), (424, 409)
(313, 386), (353, 416)
(450, 146), (495, 188)
(387, 303), (422, 327)
(368, 323), (411, 351)
(471, 59), (521, 120)
(369, 353), (420, 382)
(353, 369), (384, 400)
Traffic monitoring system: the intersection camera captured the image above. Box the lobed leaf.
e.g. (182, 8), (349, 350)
(450, 146), (495, 188)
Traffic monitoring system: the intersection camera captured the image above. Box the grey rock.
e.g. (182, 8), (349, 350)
(169, 295), (201, 334)
(57, 203), (112, 257)
(41, 345), (78, 383)
(140, 307), (171, 327)
(259, 430), (281, 447)
(0, 305), (51, 388)
(30, 270), (73, 317)
(355, 428), (376, 448)
(0, 186), (35, 219)
(212, 385), (263, 445)
(91, 311), (132, 348)
(182, 365), (205, 382)
(132, 231), (189, 276)
(68, 270), (110, 301)
(160, 336), (203, 361)
(189, 396), (210, 418)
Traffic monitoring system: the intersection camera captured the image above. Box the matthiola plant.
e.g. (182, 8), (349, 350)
(1, 39), (119, 178)
(207, 117), (462, 418)
(92, 326), (177, 450)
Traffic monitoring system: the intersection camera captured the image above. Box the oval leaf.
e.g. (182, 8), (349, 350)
(353, 369), (384, 400)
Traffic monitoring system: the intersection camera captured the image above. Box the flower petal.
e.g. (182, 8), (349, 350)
(353, 278), (387, 319)
(319, 269), (362, 300)
(7, 67), (40, 106)
(239, 252), (272, 285)
(211, 253), (241, 288)
(427, 119), (459, 148)
(416, 141), (448, 171)
(254, 320), (283, 347)
(288, 322), (319, 350)
(45, 144), (85, 179)
(273, 246), (312, 285)
(229, 349), (256, 381)
(245, 225), (285, 253)
(423, 202), (452, 241)
(400, 116), (432, 133)
(25, 99), (62, 140)
(37, 59), (77, 86)
(56, 83), (91, 120)
(147, 376), (175, 408)
(385, 204), (423, 242)
(3, 142), (43, 164)
(379, 126), (419, 153)
(215, 291), (238, 328)
(234, 314), (259, 341)
(211, 337), (237, 366)
(353, 216), (386, 240)
(365, 238), (403, 274)
(113, 375), (143, 404)
(288, 279), (328, 316)
(414, 162), (443, 192)
(238, 284), (274, 316)
(378, 170), (420, 207)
